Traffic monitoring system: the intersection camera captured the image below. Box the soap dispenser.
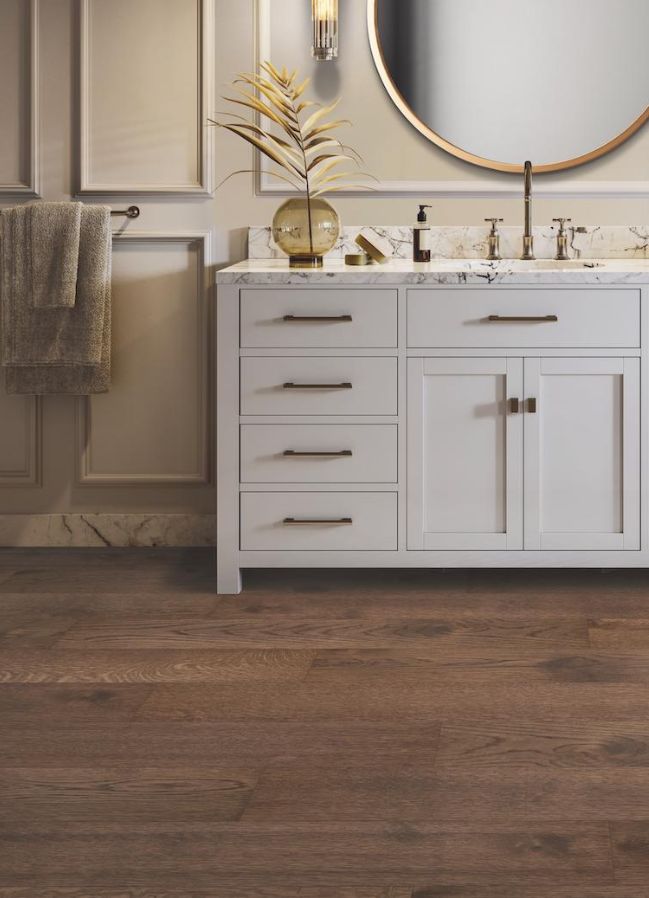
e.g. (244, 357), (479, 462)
(413, 205), (432, 263)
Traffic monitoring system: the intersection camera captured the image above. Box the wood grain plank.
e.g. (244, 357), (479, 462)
(244, 764), (649, 823)
(0, 721), (441, 767)
(0, 823), (612, 878)
(312, 649), (649, 683)
(610, 822), (649, 873)
(0, 549), (216, 594)
(0, 649), (316, 684)
(135, 678), (649, 723)
(0, 883), (413, 897)
(436, 723), (649, 769)
(0, 768), (257, 826)
(589, 619), (649, 649)
(410, 885), (645, 898)
(0, 685), (152, 722)
(56, 617), (588, 651)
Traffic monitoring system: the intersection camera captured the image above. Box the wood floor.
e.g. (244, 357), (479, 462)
(2, 551), (649, 896)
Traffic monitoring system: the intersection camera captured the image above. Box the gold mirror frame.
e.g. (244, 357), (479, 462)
(367, 0), (649, 174)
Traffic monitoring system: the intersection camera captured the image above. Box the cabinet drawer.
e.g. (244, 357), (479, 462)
(407, 288), (640, 348)
(240, 357), (397, 416)
(241, 424), (398, 483)
(241, 492), (398, 550)
(240, 289), (397, 348)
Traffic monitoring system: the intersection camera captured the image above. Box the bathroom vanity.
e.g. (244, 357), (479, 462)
(216, 257), (649, 594)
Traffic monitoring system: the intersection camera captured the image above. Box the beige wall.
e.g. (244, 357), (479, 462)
(1, 0), (648, 541)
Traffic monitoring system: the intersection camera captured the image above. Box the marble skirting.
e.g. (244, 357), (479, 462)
(0, 515), (216, 548)
(249, 225), (649, 262)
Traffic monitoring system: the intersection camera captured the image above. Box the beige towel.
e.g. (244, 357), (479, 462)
(1, 204), (112, 395)
(30, 201), (82, 308)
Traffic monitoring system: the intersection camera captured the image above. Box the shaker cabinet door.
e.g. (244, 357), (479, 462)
(524, 357), (640, 551)
(407, 358), (524, 550)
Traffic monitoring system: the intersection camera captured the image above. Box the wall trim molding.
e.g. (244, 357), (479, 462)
(254, 0), (649, 200)
(0, 514), (216, 547)
(76, 231), (212, 487)
(0, 395), (42, 488)
(77, 0), (214, 196)
(0, 0), (40, 198)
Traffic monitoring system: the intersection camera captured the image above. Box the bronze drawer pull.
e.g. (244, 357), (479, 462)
(527, 397), (538, 414)
(487, 314), (558, 323)
(283, 450), (353, 457)
(509, 398), (520, 414)
(283, 382), (353, 390)
(283, 517), (353, 525)
(283, 314), (352, 322)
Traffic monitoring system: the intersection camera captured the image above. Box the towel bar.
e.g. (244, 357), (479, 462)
(110, 206), (140, 219)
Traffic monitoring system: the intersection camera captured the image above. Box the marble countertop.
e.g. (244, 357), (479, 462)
(216, 258), (649, 286)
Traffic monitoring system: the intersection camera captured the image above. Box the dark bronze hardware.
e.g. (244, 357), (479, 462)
(527, 397), (538, 414)
(283, 450), (353, 457)
(283, 517), (353, 525)
(487, 315), (558, 323)
(110, 206), (140, 219)
(283, 382), (353, 390)
(509, 398), (520, 414)
(283, 314), (352, 322)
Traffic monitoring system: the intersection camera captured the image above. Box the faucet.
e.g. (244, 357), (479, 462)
(521, 160), (535, 261)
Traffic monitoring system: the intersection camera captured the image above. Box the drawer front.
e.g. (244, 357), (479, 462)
(240, 357), (398, 416)
(241, 492), (398, 550)
(241, 424), (398, 483)
(407, 288), (640, 348)
(240, 289), (398, 348)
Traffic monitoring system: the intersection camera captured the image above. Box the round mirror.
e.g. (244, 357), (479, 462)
(369, 0), (649, 173)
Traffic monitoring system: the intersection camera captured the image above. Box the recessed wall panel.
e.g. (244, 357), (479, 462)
(0, 0), (36, 194)
(79, 236), (209, 484)
(81, 0), (209, 193)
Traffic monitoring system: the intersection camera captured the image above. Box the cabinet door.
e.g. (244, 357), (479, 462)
(524, 358), (640, 551)
(408, 358), (524, 550)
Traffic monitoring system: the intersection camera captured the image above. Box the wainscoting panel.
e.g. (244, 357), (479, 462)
(78, 0), (213, 195)
(77, 233), (211, 486)
(0, 0), (39, 196)
(0, 376), (40, 487)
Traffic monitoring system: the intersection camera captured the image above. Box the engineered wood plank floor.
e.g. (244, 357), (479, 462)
(1, 550), (649, 896)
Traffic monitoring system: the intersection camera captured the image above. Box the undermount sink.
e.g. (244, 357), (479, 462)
(427, 258), (609, 271)
(503, 259), (605, 270)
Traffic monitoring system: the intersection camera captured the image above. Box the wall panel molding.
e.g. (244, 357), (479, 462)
(0, 393), (42, 488)
(254, 0), (649, 199)
(78, 0), (214, 196)
(0, 0), (40, 197)
(76, 232), (212, 486)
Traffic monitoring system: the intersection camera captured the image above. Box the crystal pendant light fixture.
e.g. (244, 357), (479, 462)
(312, 0), (338, 60)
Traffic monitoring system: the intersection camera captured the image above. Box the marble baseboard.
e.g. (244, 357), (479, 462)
(0, 515), (216, 548)
(249, 225), (649, 262)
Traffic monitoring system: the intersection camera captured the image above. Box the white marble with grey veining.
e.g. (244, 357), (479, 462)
(248, 225), (649, 263)
(217, 257), (649, 286)
(0, 514), (216, 548)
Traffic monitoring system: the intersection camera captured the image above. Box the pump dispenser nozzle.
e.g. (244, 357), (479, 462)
(418, 204), (432, 222)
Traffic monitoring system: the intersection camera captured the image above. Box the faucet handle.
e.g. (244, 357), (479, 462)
(485, 219), (503, 261)
(553, 217), (572, 232)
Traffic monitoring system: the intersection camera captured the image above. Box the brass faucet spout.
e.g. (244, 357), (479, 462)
(521, 160), (535, 260)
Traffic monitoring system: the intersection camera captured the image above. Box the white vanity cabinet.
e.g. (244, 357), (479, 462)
(408, 356), (640, 553)
(216, 265), (648, 594)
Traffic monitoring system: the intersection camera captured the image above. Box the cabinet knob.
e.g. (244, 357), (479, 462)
(527, 397), (538, 414)
(509, 398), (520, 414)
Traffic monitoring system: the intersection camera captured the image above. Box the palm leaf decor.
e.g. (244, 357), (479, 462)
(209, 62), (373, 263)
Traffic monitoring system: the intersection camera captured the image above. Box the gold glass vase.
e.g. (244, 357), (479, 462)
(272, 197), (341, 268)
